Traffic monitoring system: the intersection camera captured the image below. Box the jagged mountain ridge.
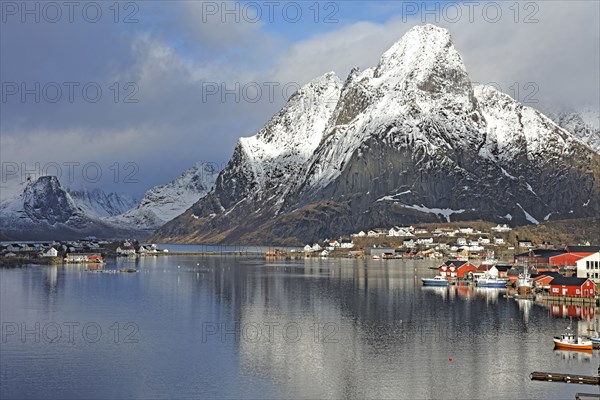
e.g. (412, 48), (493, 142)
(0, 176), (138, 240)
(546, 107), (600, 152)
(152, 24), (600, 245)
(106, 162), (219, 230)
(68, 188), (137, 217)
(0, 162), (219, 239)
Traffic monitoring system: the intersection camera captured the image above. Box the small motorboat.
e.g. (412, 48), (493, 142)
(422, 275), (449, 286)
(554, 325), (593, 351)
(371, 255), (381, 260)
(590, 335), (600, 345)
(476, 275), (508, 288)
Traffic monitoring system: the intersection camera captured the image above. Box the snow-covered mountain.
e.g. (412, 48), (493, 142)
(107, 162), (219, 229)
(68, 188), (136, 217)
(0, 176), (138, 240)
(153, 24), (600, 245)
(546, 107), (600, 152)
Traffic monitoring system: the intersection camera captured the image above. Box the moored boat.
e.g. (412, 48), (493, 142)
(516, 265), (532, 295)
(553, 325), (593, 351)
(476, 276), (508, 288)
(422, 275), (449, 286)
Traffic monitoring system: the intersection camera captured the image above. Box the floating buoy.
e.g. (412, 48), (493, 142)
(449, 357), (453, 362)
(177, 265), (180, 269)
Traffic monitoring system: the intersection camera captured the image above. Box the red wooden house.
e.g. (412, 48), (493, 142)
(549, 276), (595, 298)
(439, 260), (477, 279)
(531, 271), (563, 289)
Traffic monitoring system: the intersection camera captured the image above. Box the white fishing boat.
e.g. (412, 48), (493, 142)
(516, 265), (533, 295)
(553, 323), (593, 351)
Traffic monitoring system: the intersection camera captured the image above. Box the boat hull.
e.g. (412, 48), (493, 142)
(477, 281), (508, 288)
(422, 279), (449, 287)
(553, 338), (593, 351)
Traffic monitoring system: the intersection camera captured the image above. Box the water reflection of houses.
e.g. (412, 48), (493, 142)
(547, 304), (596, 320)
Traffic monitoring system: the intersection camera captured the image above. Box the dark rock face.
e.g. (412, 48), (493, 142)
(153, 25), (600, 246)
(23, 176), (80, 225)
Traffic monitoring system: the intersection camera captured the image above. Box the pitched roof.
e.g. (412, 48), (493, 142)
(530, 249), (567, 257)
(549, 276), (591, 286)
(495, 264), (511, 272)
(567, 245), (600, 253)
(443, 260), (467, 268)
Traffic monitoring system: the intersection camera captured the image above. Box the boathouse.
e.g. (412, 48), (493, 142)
(549, 276), (595, 298)
(439, 260), (477, 279)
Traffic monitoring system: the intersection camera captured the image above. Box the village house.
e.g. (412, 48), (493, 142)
(416, 237), (434, 245)
(65, 253), (102, 263)
(549, 276), (595, 298)
(7, 244), (22, 253)
(494, 264), (512, 278)
(116, 246), (136, 256)
(41, 248), (58, 257)
(356, 231), (366, 237)
(328, 240), (340, 248)
(414, 227), (429, 235)
(531, 271), (564, 290)
(494, 237), (505, 245)
(438, 260), (478, 279)
(340, 239), (354, 249)
(492, 224), (512, 232)
(456, 238), (467, 246)
(303, 244), (313, 253)
(518, 240), (534, 248)
(459, 227), (473, 235)
(478, 236), (490, 245)
(403, 239), (416, 249)
(312, 243), (322, 251)
(576, 252), (600, 281)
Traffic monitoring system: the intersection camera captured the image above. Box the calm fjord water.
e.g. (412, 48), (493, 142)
(1, 255), (599, 399)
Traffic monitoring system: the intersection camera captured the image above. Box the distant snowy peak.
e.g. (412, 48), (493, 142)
(109, 162), (219, 229)
(545, 106), (600, 152)
(68, 188), (136, 217)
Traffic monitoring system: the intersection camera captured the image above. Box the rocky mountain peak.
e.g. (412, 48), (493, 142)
(22, 176), (80, 224)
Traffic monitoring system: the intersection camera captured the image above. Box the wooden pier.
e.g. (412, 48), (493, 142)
(536, 294), (600, 306)
(575, 393), (600, 400)
(530, 371), (600, 385)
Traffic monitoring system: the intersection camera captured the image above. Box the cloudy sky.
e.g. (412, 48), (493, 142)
(1, 1), (598, 198)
